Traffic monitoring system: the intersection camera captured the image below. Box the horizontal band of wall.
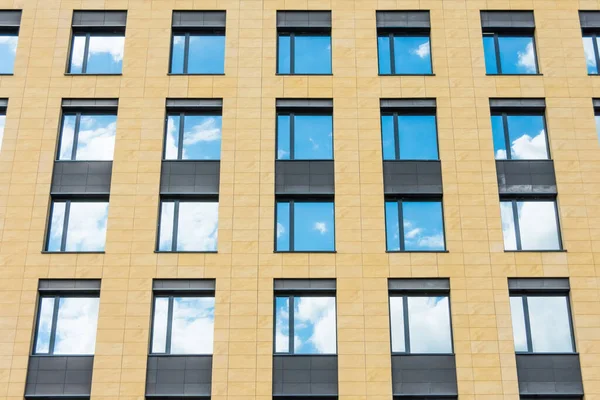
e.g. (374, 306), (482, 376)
(380, 98), (436, 110)
(72, 10), (127, 27)
(480, 11), (535, 30)
(38, 279), (101, 292)
(166, 98), (223, 110)
(277, 11), (331, 29)
(376, 11), (430, 29)
(388, 278), (450, 292)
(276, 98), (333, 109)
(0, 11), (21, 27)
(580, 11), (600, 29)
(274, 279), (336, 291)
(489, 98), (545, 109)
(153, 279), (216, 292)
(172, 11), (226, 28)
(62, 98), (119, 110)
(508, 278), (570, 292)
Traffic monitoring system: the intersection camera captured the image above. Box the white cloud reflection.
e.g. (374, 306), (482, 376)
(0, 35), (17, 53)
(159, 202), (219, 251)
(294, 297), (336, 354)
(313, 222), (327, 235)
(71, 36), (125, 68)
(411, 41), (430, 59)
(583, 37), (597, 67)
(517, 41), (537, 73)
(49, 202), (109, 251)
(53, 297), (100, 354)
(59, 115), (117, 161)
(500, 201), (561, 251)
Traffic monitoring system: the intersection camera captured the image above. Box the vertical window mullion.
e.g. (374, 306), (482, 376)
(290, 113), (295, 160)
(289, 201), (295, 251)
(172, 201), (180, 251)
(60, 201), (71, 252)
(402, 296), (410, 353)
(502, 113), (511, 160)
(289, 295), (294, 354)
(393, 112), (400, 160)
(166, 296), (174, 354)
(511, 200), (522, 251)
(398, 200), (405, 251)
(82, 33), (91, 73)
(494, 33), (502, 74)
(71, 113), (81, 160)
(178, 113), (185, 160)
(389, 33), (396, 74)
(290, 33), (295, 74)
(593, 34), (600, 74)
(183, 33), (190, 74)
(48, 296), (60, 355)
(522, 296), (534, 352)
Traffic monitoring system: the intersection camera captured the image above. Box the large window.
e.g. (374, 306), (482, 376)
(378, 34), (432, 75)
(276, 200), (335, 252)
(500, 199), (562, 251)
(158, 200), (219, 252)
(483, 33), (538, 75)
(58, 113), (117, 160)
(583, 33), (600, 74)
(385, 200), (445, 252)
(278, 33), (331, 74)
(389, 294), (453, 354)
(277, 113), (333, 160)
(151, 295), (215, 354)
(491, 112), (549, 160)
(171, 33), (225, 74)
(510, 294), (574, 353)
(275, 294), (336, 354)
(34, 295), (100, 355)
(381, 112), (438, 160)
(46, 200), (109, 252)
(68, 33), (125, 74)
(165, 113), (222, 160)
(0, 32), (17, 74)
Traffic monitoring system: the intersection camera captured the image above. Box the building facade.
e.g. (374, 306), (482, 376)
(0, 1), (599, 400)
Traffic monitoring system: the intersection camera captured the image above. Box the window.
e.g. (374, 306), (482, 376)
(385, 199), (445, 252)
(275, 294), (336, 354)
(34, 294), (100, 355)
(595, 100), (600, 145)
(58, 112), (117, 160)
(583, 34), (600, 74)
(381, 112), (438, 160)
(277, 112), (333, 160)
(378, 34), (432, 75)
(509, 294), (574, 353)
(165, 113), (222, 160)
(500, 199), (562, 251)
(0, 99), (6, 152)
(389, 294), (453, 354)
(491, 112), (549, 160)
(596, 111), (600, 145)
(158, 200), (219, 252)
(0, 11), (21, 74)
(276, 200), (335, 252)
(46, 200), (109, 252)
(151, 295), (215, 354)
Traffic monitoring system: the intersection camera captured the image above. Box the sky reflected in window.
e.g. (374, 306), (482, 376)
(70, 35), (124, 74)
(59, 114), (117, 160)
(165, 115), (222, 160)
(277, 114), (332, 160)
(158, 201), (219, 251)
(0, 34), (18, 74)
(34, 297), (55, 354)
(491, 114), (548, 160)
(595, 115), (600, 145)
(47, 201), (109, 252)
(583, 36), (598, 74)
(278, 35), (331, 74)
(187, 35), (225, 74)
(382, 114), (438, 160)
(385, 201), (445, 251)
(0, 114), (5, 152)
(483, 35), (537, 74)
(378, 35), (432, 74)
(500, 201), (561, 251)
(276, 202), (335, 251)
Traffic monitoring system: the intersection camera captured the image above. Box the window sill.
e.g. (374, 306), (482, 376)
(31, 353), (95, 357)
(391, 352), (455, 356)
(41, 251), (105, 254)
(516, 351), (578, 355)
(486, 73), (543, 76)
(588, 73), (600, 76)
(167, 73), (225, 76)
(161, 159), (221, 162)
(379, 73), (435, 76)
(64, 73), (123, 76)
(504, 249), (566, 253)
(154, 251), (218, 254)
(149, 353), (213, 357)
(387, 250), (449, 253)
(276, 73), (333, 76)
(274, 251), (337, 254)
(0, 73), (14, 76)
(273, 353), (337, 357)
(276, 159), (334, 162)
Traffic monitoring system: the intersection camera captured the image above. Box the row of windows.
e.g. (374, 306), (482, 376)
(33, 280), (575, 356)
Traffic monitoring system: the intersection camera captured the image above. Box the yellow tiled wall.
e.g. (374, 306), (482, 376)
(0, 0), (599, 400)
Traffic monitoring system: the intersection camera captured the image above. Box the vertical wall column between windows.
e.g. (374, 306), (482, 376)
(580, 11), (600, 75)
(25, 279), (101, 399)
(0, 10), (22, 75)
(508, 278), (583, 399)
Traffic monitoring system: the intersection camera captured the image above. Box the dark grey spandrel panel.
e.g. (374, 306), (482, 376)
(380, 98), (436, 110)
(72, 10), (127, 27)
(0, 10), (21, 26)
(275, 160), (334, 195)
(388, 278), (449, 292)
(496, 160), (557, 195)
(273, 355), (338, 396)
(480, 10), (535, 29)
(580, 11), (600, 28)
(25, 355), (94, 398)
(376, 11), (430, 28)
(508, 277), (570, 292)
(489, 98), (545, 109)
(145, 355), (213, 398)
(277, 11), (331, 28)
(153, 279), (216, 292)
(0, 98), (7, 109)
(276, 98), (333, 109)
(166, 98), (223, 109)
(516, 354), (583, 397)
(383, 161), (443, 195)
(38, 279), (101, 292)
(391, 355), (458, 397)
(172, 11), (226, 28)
(62, 98), (118, 109)
(51, 161), (113, 195)
(593, 98), (600, 109)
(160, 160), (220, 195)
(274, 278), (336, 291)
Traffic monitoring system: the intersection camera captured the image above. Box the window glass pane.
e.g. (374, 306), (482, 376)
(389, 296), (405, 352)
(277, 115), (291, 159)
(54, 297), (100, 354)
(176, 202), (219, 251)
(497, 36), (537, 74)
(0, 34), (17, 74)
(509, 296), (528, 352)
(164, 115), (181, 160)
(583, 36), (597, 74)
(516, 201), (560, 250)
(278, 35), (291, 74)
(500, 201), (517, 251)
(294, 36), (331, 74)
(47, 202), (66, 251)
(69, 35), (85, 74)
(408, 296), (452, 353)
(276, 202), (290, 251)
(188, 35), (226, 74)
(65, 202), (109, 251)
(75, 115), (117, 160)
(294, 296), (336, 354)
(0, 114), (5, 152)
(506, 115), (548, 160)
(35, 297), (55, 354)
(171, 35), (185, 74)
(378, 35), (391, 74)
(85, 36), (124, 74)
(393, 36), (432, 74)
(381, 115), (396, 160)
(158, 202), (174, 251)
(596, 115), (600, 145)
(528, 296), (573, 352)
(491, 115), (507, 159)
(385, 201), (400, 251)
(483, 35), (498, 74)
(58, 115), (77, 160)
(398, 115), (438, 160)
(294, 115), (333, 159)
(275, 296), (290, 353)
(151, 297), (169, 353)
(182, 115), (222, 160)
(402, 201), (445, 251)
(171, 297), (215, 354)
(293, 202), (335, 251)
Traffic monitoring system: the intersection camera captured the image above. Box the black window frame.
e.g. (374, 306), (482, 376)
(490, 109), (551, 160)
(57, 110), (118, 161)
(274, 197), (336, 253)
(277, 30), (332, 75)
(380, 107), (439, 160)
(163, 109), (223, 160)
(384, 197), (447, 253)
(377, 29), (433, 76)
(483, 31), (540, 75)
(500, 197), (563, 252)
(67, 30), (125, 75)
(276, 109), (334, 161)
(169, 28), (226, 75)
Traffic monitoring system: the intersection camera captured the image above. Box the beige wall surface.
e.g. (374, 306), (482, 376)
(0, 0), (599, 399)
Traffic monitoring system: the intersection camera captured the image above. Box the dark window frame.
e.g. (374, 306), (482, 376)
(163, 110), (223, 160)
(276, 109), (334, 161)
(277, 30), (332, 75)
(490, 109), (551, 160)
(377, 30), (433, 76)
(274, 198), (336, 253)
(388, 290), (455, 356)
(57, 110), (118, 161)
(583, 32), (600, 74)
(483, 31), (540, 75)
(67, 30), (125, 74)
(384, 197), (447, 252)
(169, 28), (226, 75)
(381, 108), (439, 160)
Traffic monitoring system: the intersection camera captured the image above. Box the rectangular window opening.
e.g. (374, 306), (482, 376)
(385, 198), (446, 252)
(275, 199), (335, 252)
(157, 199), (219, 252)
